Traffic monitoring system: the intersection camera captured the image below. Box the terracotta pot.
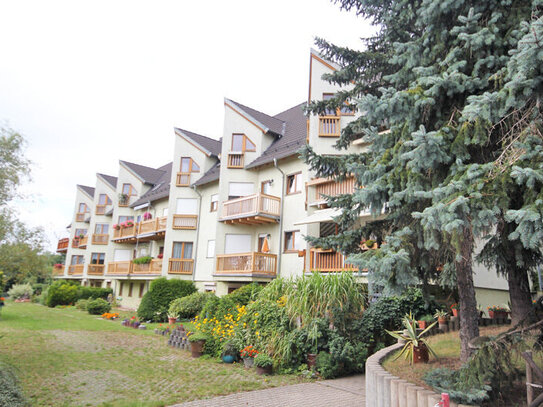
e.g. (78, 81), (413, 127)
(243, 357), (254, 368)
(451, 309), (458, 317)
(190, 340), (205, 358)
(168, 317), (177, 325)
(418, 321), (427, 330)
(256, 365), (272, 375)
(413, 343), (429, 364)
(437, 316), (448, 324)
(307, 353), (317, 369)
(489, 310), (507, 319)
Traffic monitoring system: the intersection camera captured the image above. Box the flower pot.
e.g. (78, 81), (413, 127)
(190, 340), (205, 358)
(451, 309), (458, 317)
(489, 310), (507, 319)
(418, 321), (427, 330)
(243, 357), (254, 368)
(255, 365), (272, 375)
(437, 316), (448, 324)
(222, 355), (235, 364)
(168, 317), (177, 325)
(413, 343), (429, 364)
(306, 353), (317, 369)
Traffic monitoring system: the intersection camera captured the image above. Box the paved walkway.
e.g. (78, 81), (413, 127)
(170, 375), (365, 407)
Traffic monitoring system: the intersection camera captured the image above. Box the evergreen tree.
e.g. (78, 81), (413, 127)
(303, 0), (542, 361)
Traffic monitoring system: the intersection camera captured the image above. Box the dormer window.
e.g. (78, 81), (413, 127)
(232, 134), (256, 152)
(177, 158), (200, 187)
(122, 183), (135, 196)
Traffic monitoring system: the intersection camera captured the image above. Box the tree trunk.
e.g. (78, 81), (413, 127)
(455, 226), (480, 363)
(507, 265), (533, 326)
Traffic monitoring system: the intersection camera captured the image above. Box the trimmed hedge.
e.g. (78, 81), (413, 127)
(46, 281), (79, 307)
(137, 278), (196, 322)
(87, 298), (111, 315)
(78, 287), (112, 300)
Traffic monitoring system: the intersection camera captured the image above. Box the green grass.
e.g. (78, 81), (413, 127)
(0, 302), (307, 407)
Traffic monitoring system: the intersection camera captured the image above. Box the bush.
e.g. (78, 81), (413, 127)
(0, 362), (27, 407)
(45, 281), (79, 307)
(132, 256), (152, 264)
(78, 287), (112, 300)
(87, 298), (111, 315)
(137, 278), (196, 322)
(31, 283), (47, 296)
(226, 283), (263, 306)
(169, 292), (215, 319)
(7, 284), (33, 300)
(423, 368), (490, 404)
(75, 299), (89, 311)
(254, 353), (273, 368)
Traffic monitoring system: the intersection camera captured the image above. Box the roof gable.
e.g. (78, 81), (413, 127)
(77, 184), (95, 199)
(119, 160), (167, 185)
(225, 99), (285, 136)
(174, 128), (221, 157)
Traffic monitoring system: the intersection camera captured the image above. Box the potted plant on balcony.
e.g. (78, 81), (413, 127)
(113, 223), (121, 230)
(126, 220), (134, 228)
(240, 345), (259, 368)
(188, 332), (208, 358)
(386, 313), (437, 364)
(133, 256), (152, 265)
(118, 193), (129, 205)
(143, 212), (152, 221)
(254, 353), (273, 375)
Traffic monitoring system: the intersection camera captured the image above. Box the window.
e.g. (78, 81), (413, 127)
(71, 255), (84, 265)
(122, 183), (135, 196)
(228, 182), (254, 200)
(172, 242), (193, 259)
(78, 203), (88, 213)
(210, 194), (218, 212)
(74, 228), (87, 237)
(176, 198), (198, 214)
(207, 240), (215, 258)
(128, 282), (134, 297)
(95, 224), (109, 234)
(139, 283), (145, 298)
(323, 93), (355, 115)
(261, 180), (272, 195)
(159, 246), (164, 256)
(231, 134), (256, 152)
(286, 173), (302, 195)
(180, 157), (200, 173)
(284, 230), (301, 252)
(91, 253), (105, 265)
(98, 194), (112, 205)
(162, 208), (169, 217)
(118, 215), (134, 224)
(119, 282), (124, 296)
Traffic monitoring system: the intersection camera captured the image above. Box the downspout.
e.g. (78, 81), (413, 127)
(192, 185), (203, 282)
(273, 158), (286, 277)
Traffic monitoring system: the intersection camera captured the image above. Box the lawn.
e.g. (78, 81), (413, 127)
(0, 302), (307, 407)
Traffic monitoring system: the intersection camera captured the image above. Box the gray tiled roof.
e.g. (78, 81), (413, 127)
(97, 173), (118, 189)
(130, 162), (172, 207)
(175, 128), (222, 157)
(192, 161), (221, 186)
(245, 102), (307, 169)
(226, 99), (285, 136)
(120, 160), (167, 185)
(78, 185), (95, 198)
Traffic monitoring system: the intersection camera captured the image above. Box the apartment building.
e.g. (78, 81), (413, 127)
(55, 49), (511, 310)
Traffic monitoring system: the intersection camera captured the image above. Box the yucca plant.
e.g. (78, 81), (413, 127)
(386, 312), (438, 364)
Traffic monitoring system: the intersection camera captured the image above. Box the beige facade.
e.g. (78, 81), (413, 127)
(55, 49), (510, 310)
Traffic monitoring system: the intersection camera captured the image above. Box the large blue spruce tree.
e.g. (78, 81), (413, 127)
(303, 0), (542, 361)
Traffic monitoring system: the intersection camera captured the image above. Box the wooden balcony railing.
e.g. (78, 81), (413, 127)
(52, 268), (65, 276)
(68, 265), (84, 275)
(76, 213), (86, 222)
(318, 116), (341, 137)
(88, 264), (105, 275)
(176, 172), (191, 187)
(56, 238), (69, 252)
(138, 216), (167, 235)
(309, 248), (357, 273)
(168, 259), (194, 274)
(220, 194), (280, 224)
(78, 235), (88, 248)
(113, 225), (136, 240)
(96, 205), (108, 215)
(215, 252), (277, 276)
(312, 177), (356, 205)
(106, 261), (133, 275)
(227, 153), (244, 168)
(172, 215), (198, 230)
(72, 237), (81, 248)
(92, 234), (109, 245)
(132, 259), (163, 274)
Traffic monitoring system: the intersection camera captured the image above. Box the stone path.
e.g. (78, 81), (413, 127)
(170, 375), (365, 407)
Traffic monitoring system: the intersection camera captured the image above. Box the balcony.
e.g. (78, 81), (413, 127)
(75, 213), (86, 222)
(88, 264), (105, 275)
(92, 234), (109, 245)
(318, 116), (341, 137)
(78, 235), (88, 249)
(137, 216), (167, 241)
(309, 177), (356, 207)
(227, 153), (244, 168)
(112, 225), (137, 242)
(176, 172), (191, 187)
(106, 259), (163, 275)
(72, 237), (81, 248)
(168, 259), (194, 275)
(309, 248), (357, 273)
(220, 193), (280, 224)
(215, 252), (277, 277)
(52, 267), (64, 276)
(172, 215), (198, 230)
(96, 205), (109, 215)
(68, 265), (84, 275)
(56, 238), (69, 253)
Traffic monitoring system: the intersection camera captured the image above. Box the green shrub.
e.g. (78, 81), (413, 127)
(46, 281), (79, 307)
(225, 283), (263, 306)
(254, 353), (273, 368)
(87, 298), (111, 315)
(423, 368), (490, 404)
(0, 362), (27, 407)
(75, 299), (89, 311)
(137, 278), (196, 322)
(169, 292), (215, 319)
(7, 284), (33, 300)
(78, 287), (112, 300)
(132, 256), (152, 265)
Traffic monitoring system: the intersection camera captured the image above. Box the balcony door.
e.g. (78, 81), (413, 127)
(172, 242), (193, 259)
(228, 182), (254, 200)
(224, 234), (251, 254)
(113, 249), (131, 262)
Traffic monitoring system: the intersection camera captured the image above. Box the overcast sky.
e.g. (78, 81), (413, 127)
(0, 0), (374, 251)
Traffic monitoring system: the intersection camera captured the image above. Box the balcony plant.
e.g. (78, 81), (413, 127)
(132, 256), (152, 265)
(118, 193), (129, 205)
(113, 223), (121, 230)
(126, 220), (134, 228)
(143, 212), (152, 221)
(254, 353), (273, 375)
(386, 313), (437, 364)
